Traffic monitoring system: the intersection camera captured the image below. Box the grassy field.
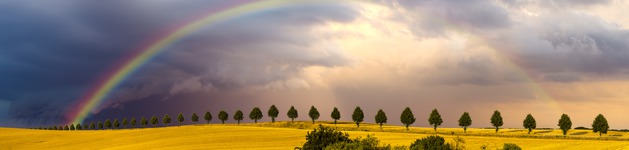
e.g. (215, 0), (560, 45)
(1, 121), (629, 149)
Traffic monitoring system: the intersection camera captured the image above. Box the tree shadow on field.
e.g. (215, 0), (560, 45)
(570, 132), (588, 135)
(534, 130), (553, 134)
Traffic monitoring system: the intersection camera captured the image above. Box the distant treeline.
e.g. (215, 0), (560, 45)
(28, 105), (612, 136)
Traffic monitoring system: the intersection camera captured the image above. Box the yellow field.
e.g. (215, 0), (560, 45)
(1, 121), (629, 150)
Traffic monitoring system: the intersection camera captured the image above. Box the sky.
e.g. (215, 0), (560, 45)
(1, 0), (629, 129)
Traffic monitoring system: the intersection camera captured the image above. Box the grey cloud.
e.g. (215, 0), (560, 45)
(391, 0), (511, 37)
(0, 1), (358, 126)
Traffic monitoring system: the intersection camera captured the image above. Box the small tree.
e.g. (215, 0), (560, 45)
(163, 114), (172, 126)
(308, 106), (320, 124)
(558, 113), (572, 136)
(150, 116), (159, 127)
(98, 121), (104, 130)
(491, 110), (503, 133)
(70, 124), (75, 130)
(83, 124), (88, 130)
(53, 126), (57, 130)
(191, 113), (199, 124)
(130, 117), (137, 128)
(141, 117), (148, 128)
(375, 109), (387, 129)
(268, 105), (279, 123)
(428, 108), (443, 131)
(331, 107), (341, 125)
(177, 113), (184, 126)
(249, 107), (263, 123)
(234, 110), (244, 125)
(104, 119), (112, 129)
(409, 135), (452, 150)
(64, 125), (69, 130)
(287, 106), (298, 122)
(218, 110), (228, 124)
(592, 114), (609, 136)
(302, 125), (351, 150)
(352, 106), (364, 128)
(90, 121), (96, 130)
(113, 119), (120, 129)
(400, 107), (416, 130)
(204, 111), (212, 124)
(76, 123), (82, 130)
(523, 114), (536, 134)
(458, 112), (472, 133)
(122, 118), (128, 129)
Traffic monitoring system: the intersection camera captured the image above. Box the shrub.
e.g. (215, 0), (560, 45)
(324, 135), (391, 150)
(409, 135), (452, 150)
(302, 125), (351, 150)
(502, 143), (522, 150)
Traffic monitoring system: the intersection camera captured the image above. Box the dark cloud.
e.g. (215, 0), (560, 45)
(0, 1), (358, 127)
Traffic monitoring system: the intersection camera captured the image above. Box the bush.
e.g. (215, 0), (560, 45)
(324, 135), (391, 150)
(502, 143), (522, 150)
(409, 135), (452, 150)
(302, 125), (351, 150)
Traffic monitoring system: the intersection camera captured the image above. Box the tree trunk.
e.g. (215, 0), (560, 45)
(464, 127), (467, 133)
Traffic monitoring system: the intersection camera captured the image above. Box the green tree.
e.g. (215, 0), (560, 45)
(331, 107), (341, 125)
(70, 124), (75, 130)
(592, 114), (609, 136)
(523, 114), (536, 134)
(141, 117), (148, 128)
(558, 114), (572, 136)
(122, 118), (128, 128)
(218, 110), (228, 124)
(113, 119), (120, 129)
(302, 125), (351, 150)
(130, 117), (137, 128)
(64, 125), (69, 130)
(104, 119), (112, 129)
(287, 106), (298, 122)
(409, 135), (452, 150)
(150, 116), (159, 127)
(458, 112), (472, 133)
(98, 121), (104, 130)
(163, 114), (172, 126)
(400, 107), (416, 130)
(268, 105), (279, 123)
(234, 110), (244, 125)
(308, 106), (320, 124)
(249, 107), (263, 123)
(177, 113), (184, 126)
(375, 109), (387, 129)
(83, 124), (88, 130)
(352, 106), (364, 128)
(428, 108), (443, 131)
(490, 110), (503, 133)
(53, 126), (57, 130)
(191, 113), (199, 124)
(90, 121), (96, 130)
(76, 123), (82, 130)
(204, 111), (213, 123)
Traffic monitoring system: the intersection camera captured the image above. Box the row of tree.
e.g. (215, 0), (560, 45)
(30, 105), (610, 136)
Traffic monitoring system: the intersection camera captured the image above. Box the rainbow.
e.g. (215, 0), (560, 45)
(66, 0), (563, 125)
(65, 0), (350, 124)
